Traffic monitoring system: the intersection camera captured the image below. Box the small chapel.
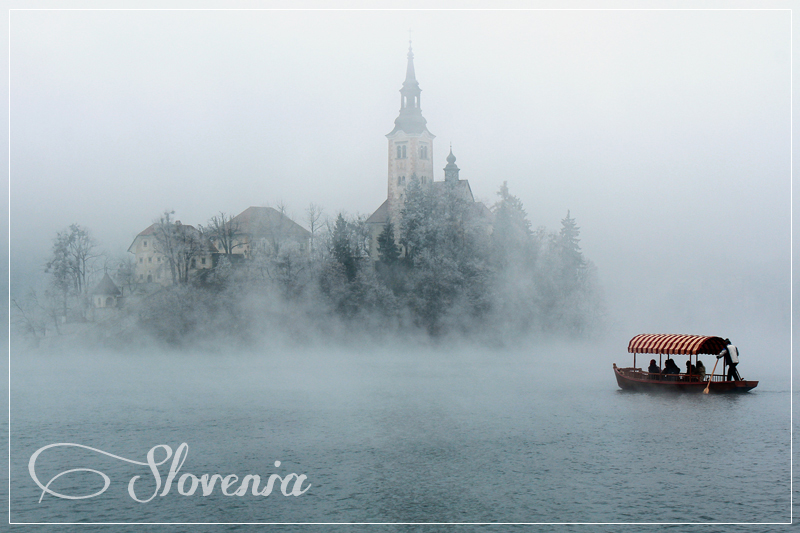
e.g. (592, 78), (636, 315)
(366, 44), (488, 257)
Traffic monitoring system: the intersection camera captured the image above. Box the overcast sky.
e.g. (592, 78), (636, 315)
(6, 6), (793, 361)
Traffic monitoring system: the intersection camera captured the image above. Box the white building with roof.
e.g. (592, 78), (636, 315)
(127, 222), (216, 286)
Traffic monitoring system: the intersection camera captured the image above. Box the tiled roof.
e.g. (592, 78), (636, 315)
(136, 224), (156, 236)
(231, 206), (310, 239)
(128, 222), (213, 253)
(91, 273), (121, 296)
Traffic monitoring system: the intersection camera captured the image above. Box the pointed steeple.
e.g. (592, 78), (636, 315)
(388, 42), (430, 135)
(444, 145), (460, 182)
(404, 42), (418, 89)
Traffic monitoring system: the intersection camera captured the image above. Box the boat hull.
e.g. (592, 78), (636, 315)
(613, 365), (757, 393)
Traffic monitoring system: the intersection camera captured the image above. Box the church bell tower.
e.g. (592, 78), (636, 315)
(386, 43), (435, 225)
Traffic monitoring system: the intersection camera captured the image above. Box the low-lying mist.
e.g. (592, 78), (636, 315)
(12, 180), (607, 357)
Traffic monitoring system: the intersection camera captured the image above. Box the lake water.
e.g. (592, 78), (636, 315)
(4, 340), (793, 531)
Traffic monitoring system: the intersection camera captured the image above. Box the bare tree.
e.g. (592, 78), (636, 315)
(352, 214), (373, 259)
(152, 211), (179, 283)
(44, 224), (100, 318)
(115, 254), (138, 295)
(11, 291), (50, 342)
(269, 201), (290, 254)
(306, 203), (324, 253)
(152, 211), (204, 285)
(204, 211), (241, 256)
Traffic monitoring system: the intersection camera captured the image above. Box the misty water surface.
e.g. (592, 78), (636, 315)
(6, 340), (791, 531)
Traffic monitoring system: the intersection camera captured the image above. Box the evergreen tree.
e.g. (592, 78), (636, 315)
(551, 210), (588, 332)
(331, 213), (357, 282)
(494, 182), (531, 237)
(491, 181), (533, 268)
(397, 179), (493, 333)
(559, 210), (584, 275)
(486, 183), (540, 336)
(399, 176), (433, 264)
(377, 220), (401, 264)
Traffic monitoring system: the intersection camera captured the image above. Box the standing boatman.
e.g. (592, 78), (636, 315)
(716, 338), (742, 381)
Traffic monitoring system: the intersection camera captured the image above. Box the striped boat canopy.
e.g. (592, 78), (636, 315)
(628, 334), (728, 356)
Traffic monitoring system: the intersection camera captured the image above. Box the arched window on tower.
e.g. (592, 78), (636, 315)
(402, 146), (407, 158)
(397, 146), (401, 159)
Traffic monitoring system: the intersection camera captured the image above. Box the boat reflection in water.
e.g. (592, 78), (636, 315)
(613, 333), (758, 393)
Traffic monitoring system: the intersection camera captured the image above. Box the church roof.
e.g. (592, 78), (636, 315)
(91, 273), (121, 296)
(472, 201), (494, 220)
(433, 179), (474, 203)
(368, 180), (481, 227)
(366, 199), (390, 225)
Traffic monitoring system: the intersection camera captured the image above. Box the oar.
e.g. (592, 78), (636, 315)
(703, 358), (720, 394)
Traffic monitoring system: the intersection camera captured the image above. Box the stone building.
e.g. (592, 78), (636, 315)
(127, 222), (216, 286)
(127, 207), (310, 287)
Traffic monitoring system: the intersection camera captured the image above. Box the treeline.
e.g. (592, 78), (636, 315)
(13, 180), (604, 347)
(315, 179), (603, 339)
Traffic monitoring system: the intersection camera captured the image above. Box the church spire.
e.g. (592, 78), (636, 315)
(379, 41), (436, 252)
(444, 145), (460, 182)
(404, 42), (418, 88)
(389, 42), (429, 135)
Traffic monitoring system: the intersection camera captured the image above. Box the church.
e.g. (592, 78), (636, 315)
(126, 44), (487, 288)
(366, 44), (489, 258)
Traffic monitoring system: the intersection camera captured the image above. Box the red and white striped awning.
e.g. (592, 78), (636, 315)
(627, 334), (728, 355)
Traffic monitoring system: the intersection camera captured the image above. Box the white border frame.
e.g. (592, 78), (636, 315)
(6, 6), (793, 526)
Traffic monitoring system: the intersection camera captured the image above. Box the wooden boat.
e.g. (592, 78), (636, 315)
(614, 334), (758, 393)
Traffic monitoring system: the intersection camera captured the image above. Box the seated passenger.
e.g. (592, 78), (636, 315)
(648, 359), (660, 379)
(662, 358), (680, 380)
(685, 360), (697, 381)
(696, 360), (706, 381)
